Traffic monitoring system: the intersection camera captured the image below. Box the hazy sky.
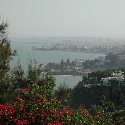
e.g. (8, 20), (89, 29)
(0, 0), (125, 38)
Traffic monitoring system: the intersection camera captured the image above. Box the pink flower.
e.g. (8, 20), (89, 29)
(16, 96), (21, 100)
(43, 100), (48, 103)
(0, 104), (15, 115)
(20, 88), (29, 92)
(11, 119), (29, 125)
(18, 119), (29, 125)
(55, 121), (62, 125)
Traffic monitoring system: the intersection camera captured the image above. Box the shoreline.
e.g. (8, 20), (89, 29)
(43, 71), (91, 76)
(32, 47), (106, 55)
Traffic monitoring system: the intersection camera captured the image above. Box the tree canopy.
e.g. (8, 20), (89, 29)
(0, 21), (15, 95)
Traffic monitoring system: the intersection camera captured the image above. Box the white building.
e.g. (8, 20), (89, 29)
(100, 71), (125, 86)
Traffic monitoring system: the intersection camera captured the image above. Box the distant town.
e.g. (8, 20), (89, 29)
(32, 38), (125, 54)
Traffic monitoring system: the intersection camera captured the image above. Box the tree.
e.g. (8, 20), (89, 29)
(66, 58), (70, 67)
(54, 84), (71, 106)
(0, 21), (15, 95)
(60, 59), (65, 72)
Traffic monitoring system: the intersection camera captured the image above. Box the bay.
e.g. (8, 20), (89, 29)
(10, 38), (105, 88)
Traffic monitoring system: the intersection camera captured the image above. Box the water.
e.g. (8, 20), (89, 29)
(55, 75), (82, 89)
(10, 37), (105, 88)
(10, 42), (104, 68)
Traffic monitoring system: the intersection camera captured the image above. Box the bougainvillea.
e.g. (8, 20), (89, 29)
(0, 78), (125, 125)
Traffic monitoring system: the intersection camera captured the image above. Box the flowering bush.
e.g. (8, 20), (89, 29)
(0, 89), (123, 125)
(0, 75), (125, 125)
(0, 95), (87, 124)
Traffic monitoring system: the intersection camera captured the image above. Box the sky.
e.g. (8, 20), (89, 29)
(0, 0), (125, 38)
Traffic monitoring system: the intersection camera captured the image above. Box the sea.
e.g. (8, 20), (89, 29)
(10, 37), (105, 89)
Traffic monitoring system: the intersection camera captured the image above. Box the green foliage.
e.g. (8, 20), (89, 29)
(1, 82), (125, 125)
(27, 60), (41, 83)
(0, 21), (15, 95)
(101, 96), (116, 112)
(72, 85), (111, 108)
(9, 60), (55, 99)
(88, 69), (113, 82)
(10, 60), (25, 84)
(30, 74), (55, 99)
(54, 84), (71, 106)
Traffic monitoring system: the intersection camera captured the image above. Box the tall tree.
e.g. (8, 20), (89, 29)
(0, 21), (14, 95)
(66, 58), (70, 67)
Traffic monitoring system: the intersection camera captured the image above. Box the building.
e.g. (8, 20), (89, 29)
(100, 71), (125, 86)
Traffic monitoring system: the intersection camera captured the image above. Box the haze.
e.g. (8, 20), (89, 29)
(0, 0), (125, 38)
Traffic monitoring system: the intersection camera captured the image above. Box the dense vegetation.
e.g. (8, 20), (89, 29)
(1, 21), (125, 125)
(71, 69), (125, 108)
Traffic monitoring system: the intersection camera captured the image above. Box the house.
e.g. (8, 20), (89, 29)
(100, 71), (125, 86)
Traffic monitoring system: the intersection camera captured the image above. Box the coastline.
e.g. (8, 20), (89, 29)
(32, 47), (106, 55)
(43, 71), (91, 76)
